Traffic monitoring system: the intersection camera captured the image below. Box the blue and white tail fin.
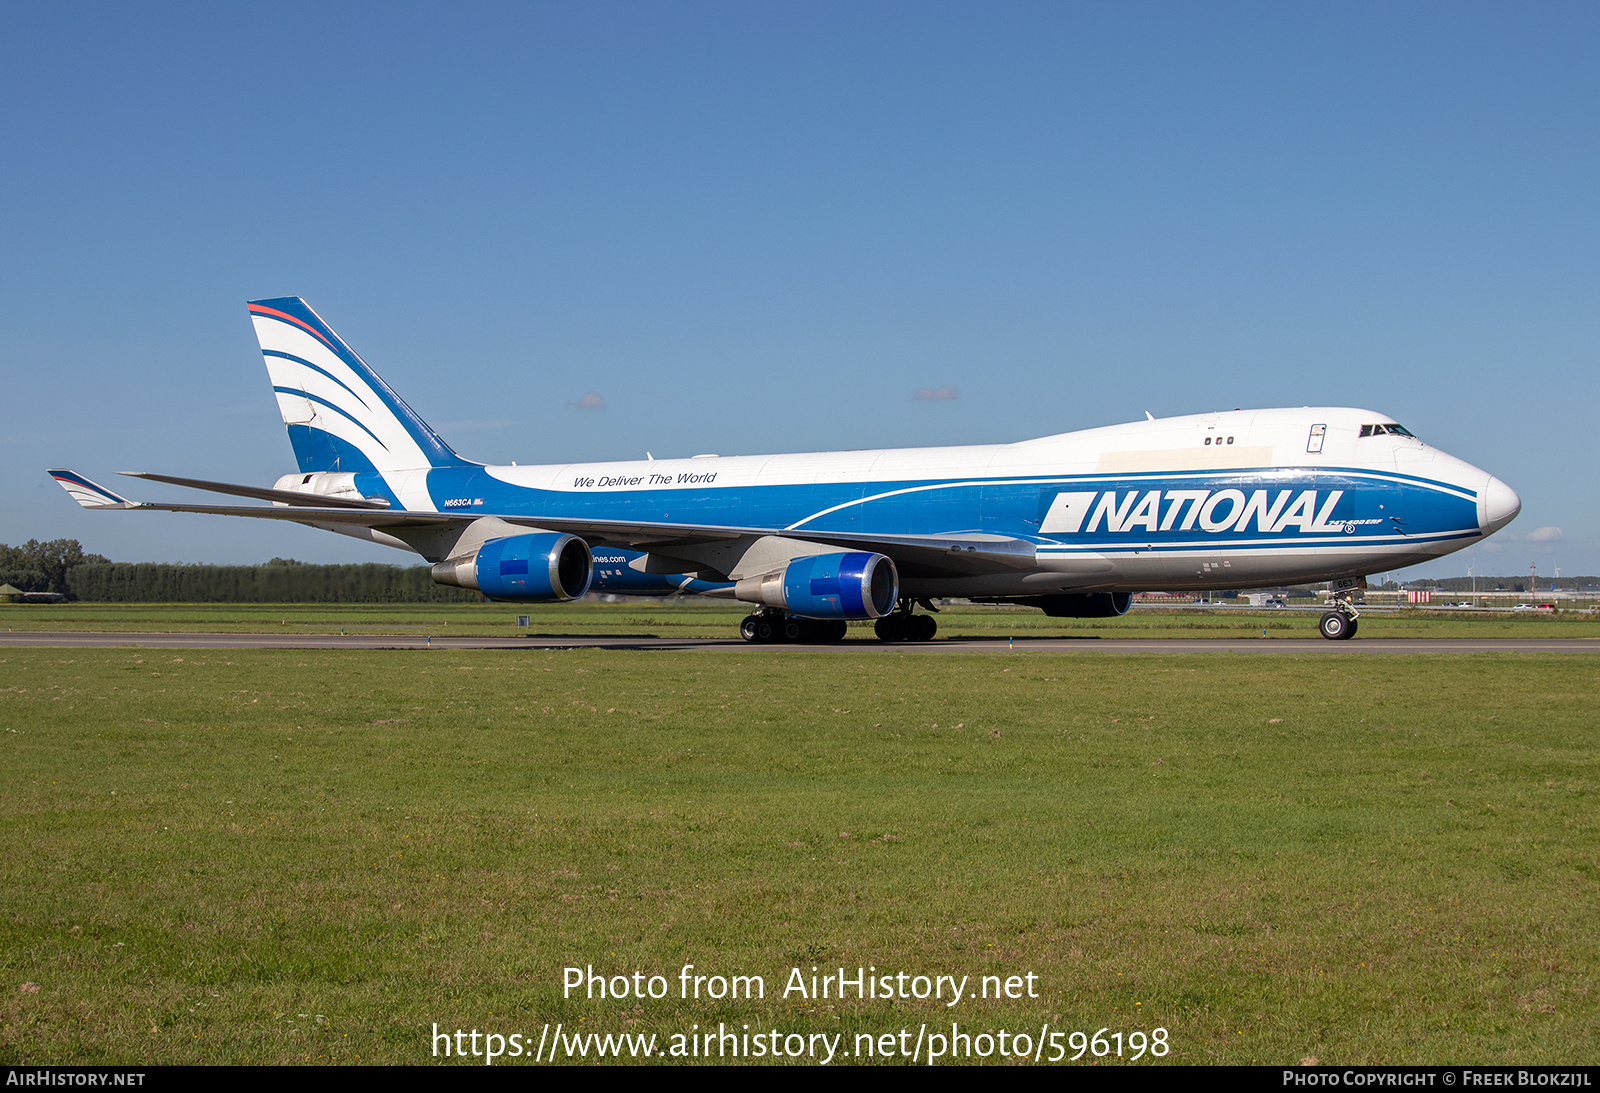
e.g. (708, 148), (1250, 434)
(248, 297), (471, 475)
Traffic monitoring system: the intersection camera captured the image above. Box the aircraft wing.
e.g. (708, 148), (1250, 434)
(117, 472), (392, 509)
(49, 469), (446, 528)
(50, 470), (1038, 576)
(775, 528), (1037, 576)
(501, 516), (1037, 576)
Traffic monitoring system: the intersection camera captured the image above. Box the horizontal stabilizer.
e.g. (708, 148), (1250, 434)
(49, 469), (135, 509)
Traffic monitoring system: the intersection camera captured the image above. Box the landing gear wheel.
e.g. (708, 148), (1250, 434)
(743, 616), (850, 643)
(1319, 611), (1354, 640)
(875, 613), (935, 641)
(1345, 617), (1358, 639)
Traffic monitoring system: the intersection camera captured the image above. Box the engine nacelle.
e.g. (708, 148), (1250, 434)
(1029, 592), (1133, 618)
(430, 533), (593, 602)
(272, 470), (378, 505)
(733, 551), (898, 619)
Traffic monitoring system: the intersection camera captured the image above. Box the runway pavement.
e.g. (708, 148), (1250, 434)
(1, 631), (1595, 653)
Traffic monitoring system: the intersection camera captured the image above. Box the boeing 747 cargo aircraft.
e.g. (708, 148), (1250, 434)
(52, 298), (1520, 641)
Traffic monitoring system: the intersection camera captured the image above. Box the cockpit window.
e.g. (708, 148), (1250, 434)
(1360, 423), (1416, 438)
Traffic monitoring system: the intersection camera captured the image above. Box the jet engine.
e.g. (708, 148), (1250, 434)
(430, 533), (592, 602)
(733, 551), (898, 619)
(272, 470), (381, 505)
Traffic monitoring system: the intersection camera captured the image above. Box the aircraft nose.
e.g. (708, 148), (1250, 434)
(1481, 475), (1521, 535)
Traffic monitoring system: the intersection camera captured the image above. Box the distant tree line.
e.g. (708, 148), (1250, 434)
(1, 539), (111, 595)
(12, 538), (1595, 603)
(3, 541), (481, 602)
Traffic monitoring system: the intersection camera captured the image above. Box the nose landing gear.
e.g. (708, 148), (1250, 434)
(1318, 593), (1361, 640)
(1318, 610), (1358, 640)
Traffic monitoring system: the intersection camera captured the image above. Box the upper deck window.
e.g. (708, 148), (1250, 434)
(1360, 423), (1416, 438)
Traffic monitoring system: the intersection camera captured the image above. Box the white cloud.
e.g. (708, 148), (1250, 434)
(912, 385), (958, 401)
(1525, 526), (1564, 542)
(569, 392), (606, 409)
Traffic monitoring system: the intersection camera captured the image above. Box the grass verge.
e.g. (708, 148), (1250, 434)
(2, 601), (1597, 640)
(1, 648), (1595, 1064)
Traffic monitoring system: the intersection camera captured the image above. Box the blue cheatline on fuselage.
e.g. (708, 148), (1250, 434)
(339, 464), (1480, 557)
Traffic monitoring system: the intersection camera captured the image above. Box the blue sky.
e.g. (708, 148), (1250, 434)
(3, 2), (1596, 578)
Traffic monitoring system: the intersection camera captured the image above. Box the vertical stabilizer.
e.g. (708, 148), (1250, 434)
(248, 297), (470, 474)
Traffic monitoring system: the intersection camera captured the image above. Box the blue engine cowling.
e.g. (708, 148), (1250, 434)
(733, 551), (898, 619)
(430, 533), (593, 602)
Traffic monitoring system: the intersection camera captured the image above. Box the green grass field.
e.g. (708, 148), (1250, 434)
(3, 599), (1598, 640)
(1, 646), (1595, 1065)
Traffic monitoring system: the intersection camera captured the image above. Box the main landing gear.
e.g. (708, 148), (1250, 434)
(738, 609), (849, 644)
(735, 600), (941, 643)
(873, 600), (938, 642)
(1318, 599), (1360, 640)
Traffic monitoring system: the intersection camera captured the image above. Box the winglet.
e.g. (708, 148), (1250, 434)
(48, 469), (137, 509)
